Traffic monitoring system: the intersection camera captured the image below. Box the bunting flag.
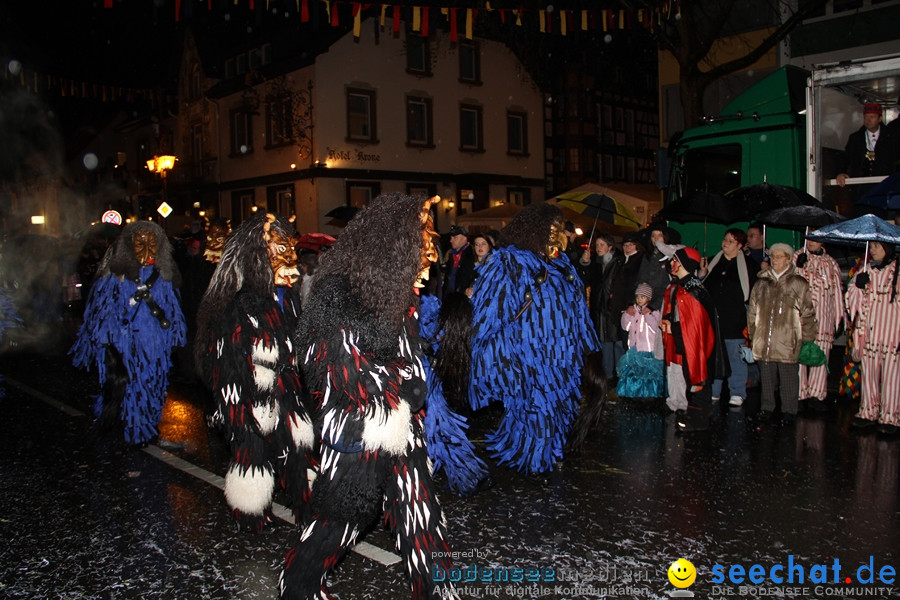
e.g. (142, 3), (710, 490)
(1, 57), (157, 105)
(95, 1), (678, 40)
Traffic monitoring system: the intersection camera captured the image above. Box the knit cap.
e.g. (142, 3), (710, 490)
(635, 282), (653, 300)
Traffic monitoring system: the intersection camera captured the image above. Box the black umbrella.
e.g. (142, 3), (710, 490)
(757, 205), (846, 230)
(325, 205), (360, 222)
(724, 182), (820, 218)
(655, 191), (740, 224)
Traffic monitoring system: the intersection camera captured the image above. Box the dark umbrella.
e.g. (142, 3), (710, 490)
(725, 182), (821, 250)
(758, 205), (847, 254)
(857, 172), (900, 210)
(553, 191), (642, 229)
(552, 190), (641, 247)
(655, 191), (739, 254)
(757, 205), (846, 230)
(325, 205), (360, 223)
(724, 182), (820, 217)
(74, 222), (122, 241)
(655, 191), (739, 224)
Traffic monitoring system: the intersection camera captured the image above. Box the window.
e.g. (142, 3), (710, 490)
(406, 96), (433, 147)
(268, 184), (295, 217)
(459, 104), (483, 152)
(225, 58), (235, 79)
(347, 181), (381, 209)
(191, 123), (203, 162)
(676, 144), (742, 197)
(406, 34), (431, 75)
(231, 190), (256, 225)
(507, 188), (529, 205)
(231, 109), (253, 156)
(267, 96), (293, 147)
(569, 148), (580, 173)
(459, 41), (481, 83)
(347, 88), (377, 142)
(249, 48), (262, 70)
(190, 64), (202, 100)
(407, 184), (436, 199)
(507, 111), (528, 155)
(236, 53), (249, 75)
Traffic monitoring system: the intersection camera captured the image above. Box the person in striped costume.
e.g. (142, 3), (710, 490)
(846, 241), (900, 436)
(794, 240), (845, 411)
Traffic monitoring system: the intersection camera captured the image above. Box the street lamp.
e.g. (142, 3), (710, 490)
(146, 155), (177, 224)
(146, 155), (177, 177)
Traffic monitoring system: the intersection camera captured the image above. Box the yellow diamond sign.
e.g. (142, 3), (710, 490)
(157, 202), (173, 218)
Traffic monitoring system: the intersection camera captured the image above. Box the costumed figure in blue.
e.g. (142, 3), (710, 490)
(70, 221), (186, 446)
(418, 291), (491, 497)
(281, 193), (458, 600)
(468, 203), (602, 474)
(195, 212), (315, 532)
(0, 283), (23, 398)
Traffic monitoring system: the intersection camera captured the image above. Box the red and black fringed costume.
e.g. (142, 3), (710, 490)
(281, 193), (458, 600)
(195, 213), (315, 531)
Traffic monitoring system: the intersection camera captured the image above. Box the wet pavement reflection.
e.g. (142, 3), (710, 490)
(0, 341), (896, 599)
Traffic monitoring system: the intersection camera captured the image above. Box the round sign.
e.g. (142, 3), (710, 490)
(101, 210), (122, 225)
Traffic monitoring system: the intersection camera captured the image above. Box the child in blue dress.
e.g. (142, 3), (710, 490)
(617, 282), (666, 399)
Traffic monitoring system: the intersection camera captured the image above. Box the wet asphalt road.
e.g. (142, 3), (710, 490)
(0, 325), (897, 600)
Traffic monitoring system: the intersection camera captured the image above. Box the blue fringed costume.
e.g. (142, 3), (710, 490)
(0, 284), (23, 398)
(418, 293), (489, 497)
(70, 221), (186, 446)
(469, 205), (600, 474)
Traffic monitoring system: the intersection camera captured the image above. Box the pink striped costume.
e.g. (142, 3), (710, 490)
(846, 260), (900, 427)
(794, 249), (845, 401)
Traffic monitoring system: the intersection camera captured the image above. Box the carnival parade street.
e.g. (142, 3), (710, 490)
(0, 332), (896, 600)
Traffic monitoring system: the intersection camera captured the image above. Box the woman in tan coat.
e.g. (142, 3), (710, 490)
(747, 243), (817, 423)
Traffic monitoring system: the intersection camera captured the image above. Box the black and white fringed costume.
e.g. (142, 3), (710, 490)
(195, 213), (315, 532)
(281, 193), (458, 600)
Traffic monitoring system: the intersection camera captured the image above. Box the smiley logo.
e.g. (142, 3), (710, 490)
(667, 558), (696, 588)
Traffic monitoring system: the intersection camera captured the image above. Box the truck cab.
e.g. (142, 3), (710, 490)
(664, 54), (900, 254)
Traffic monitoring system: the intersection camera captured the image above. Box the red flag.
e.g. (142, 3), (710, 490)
(301, 0), (309, 22)
(449, 8), (457, 42)
(392, 5), (401, 34)
(421, 6), (429, 37)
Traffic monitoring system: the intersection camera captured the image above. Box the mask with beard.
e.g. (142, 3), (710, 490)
(204, 221), (230, 264)
(263, 213), (300, 287)
(545, 219), (568, 259)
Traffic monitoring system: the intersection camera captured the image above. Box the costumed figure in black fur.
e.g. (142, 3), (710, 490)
(468, 203), (601, 474)
(418, 291), (490, 497)
(70, 221), (187, 446)
(182, 219), (231, 346)
(195, 212), (315, 532)
(282, 193), (458, 600)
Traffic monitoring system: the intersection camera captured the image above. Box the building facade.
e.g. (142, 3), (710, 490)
(171, 18), (545, 235)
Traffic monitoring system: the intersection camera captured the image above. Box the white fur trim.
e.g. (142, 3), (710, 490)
(224, 464), (274, 516)
(288, 411), (315, 450)
(252, 402), (279, 435)
(251, 341), (279, 391)
(362, 400), (411, 455)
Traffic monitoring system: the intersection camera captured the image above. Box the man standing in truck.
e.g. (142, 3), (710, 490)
(836, 103), (899, 214)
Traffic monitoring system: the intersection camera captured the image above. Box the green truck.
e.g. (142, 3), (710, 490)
(664, 53), (900, 254)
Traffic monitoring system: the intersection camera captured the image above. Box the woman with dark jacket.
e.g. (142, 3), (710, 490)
(605, 231), (645, 379)
(578, 233), (624, 379)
